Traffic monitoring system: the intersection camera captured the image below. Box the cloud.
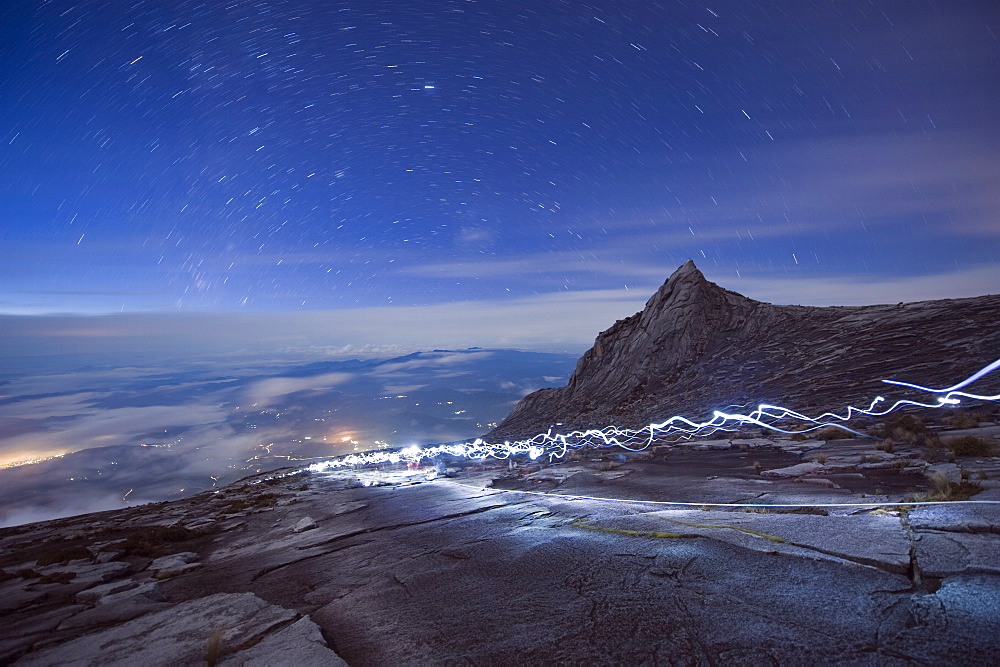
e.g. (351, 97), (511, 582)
(244, 372), (354, 406)
(769, 130), (1000, 236)
(717, 263), (1000, 306)
(381, 384), (427, 394)
(402, 253), (676, 281)
(372, 351), (495, 374)
(0, 289), (644, 364)
(0, 402), (231, 466)
(0, 494), (129, 529)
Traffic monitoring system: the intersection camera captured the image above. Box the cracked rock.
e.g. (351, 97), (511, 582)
(219, 616), (346, 666)
(18, 593), (343, 666)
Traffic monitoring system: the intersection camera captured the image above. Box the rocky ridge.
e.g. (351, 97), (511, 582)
(3, 434), (1000, 664)
(489, 261), (1000, 440)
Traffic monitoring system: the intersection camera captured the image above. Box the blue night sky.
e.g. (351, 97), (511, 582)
(1, 0), (998, 342)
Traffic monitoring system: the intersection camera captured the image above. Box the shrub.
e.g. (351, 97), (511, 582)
(109, 525), (199, 558)
(943, 412), (982, 429)
(38, 571), (76, 585)
(206, 628), (226, 667)
(777, 506), (829, 515)
(221, 492), (281, 514)
(37, 545), (92, 567)
(909, 473), (983, 502)
(812, 425), (853, 440)
(881, 413), (934, 445)
(949, 436), (993, 457)
(875, 438), (895, 453)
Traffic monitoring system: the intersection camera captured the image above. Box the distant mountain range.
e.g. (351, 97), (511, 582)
(489, 261), (1000, 439)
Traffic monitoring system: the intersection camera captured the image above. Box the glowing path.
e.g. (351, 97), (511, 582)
(309, 358), (1000, 472)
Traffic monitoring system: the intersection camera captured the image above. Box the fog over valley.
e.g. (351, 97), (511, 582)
(0, 347), (576, 526)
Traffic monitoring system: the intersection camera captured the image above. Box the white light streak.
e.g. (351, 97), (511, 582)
(308, 359), (1000, 472)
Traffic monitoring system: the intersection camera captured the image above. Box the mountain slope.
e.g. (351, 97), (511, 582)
(489, 261), (1000, 439)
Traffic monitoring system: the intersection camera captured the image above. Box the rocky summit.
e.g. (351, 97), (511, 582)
(489, 261), (1000, 440)
(3, 429), (1000, 665)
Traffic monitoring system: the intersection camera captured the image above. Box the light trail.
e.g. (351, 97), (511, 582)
(308, 358), (1000, 472)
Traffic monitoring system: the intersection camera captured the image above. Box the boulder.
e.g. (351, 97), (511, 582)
(292, 517), (317, 533)
(760, 462), (824, 478)
(149, 552), (200, 579)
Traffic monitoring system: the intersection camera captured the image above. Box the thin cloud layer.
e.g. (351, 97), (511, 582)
(3, 263), (999, 371)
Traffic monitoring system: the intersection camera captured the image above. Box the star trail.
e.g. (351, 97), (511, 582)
(1, 0), (998, 318)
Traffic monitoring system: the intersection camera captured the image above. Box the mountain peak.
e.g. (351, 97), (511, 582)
(661, 259), (706, 290)
(643, 258), (725, 312)
(673, 258), (701, 277)
(488, 265), (1000, 440)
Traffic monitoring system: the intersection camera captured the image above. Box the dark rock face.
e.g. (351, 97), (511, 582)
(5, 465), (1000, 665)
(489, 261), (1000, 439)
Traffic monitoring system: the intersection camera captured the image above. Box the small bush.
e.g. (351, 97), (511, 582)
(875, 438), (895, 453)
(206, 628), (226, 667)
(789, 432), (807, 442)
(221, 492), (281, 514)
(110, 525), (199, 558)
(812, 454), (828, 465)
(949, 436), (993, 457)
(38, 571), (76, 585)
(943, 412), (981, 429)
(882, 413), (943, 448)
(909, 473), (983, 502)
(37, 545), (92, 567)
(812, 425), (853, 440)
(777, 507), (829, 516)
(752, 461), (763, 474)
(925, 438), (949, 462)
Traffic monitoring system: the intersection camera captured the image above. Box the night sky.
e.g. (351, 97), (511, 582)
(2, 0), (998, 321)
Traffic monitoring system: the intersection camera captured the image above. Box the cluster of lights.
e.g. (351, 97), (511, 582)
(0, 453), (66, 470)
(308, 359), (1000, 472)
